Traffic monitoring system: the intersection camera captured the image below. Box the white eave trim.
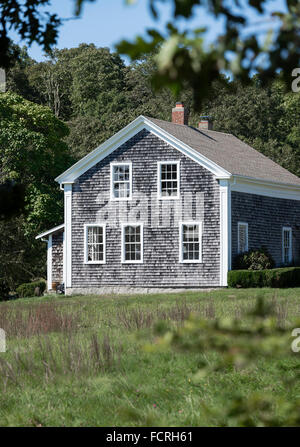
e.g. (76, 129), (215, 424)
(36, 224), (65, 240)
(230, 175), (300, 201)
(231, 174), (300, 190)
(55, 115), (231, 184)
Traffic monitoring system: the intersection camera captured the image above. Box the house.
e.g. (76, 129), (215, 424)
(36, 103), (300, 295)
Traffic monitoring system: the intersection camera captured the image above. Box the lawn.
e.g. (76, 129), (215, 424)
(0, 288), (300, 427)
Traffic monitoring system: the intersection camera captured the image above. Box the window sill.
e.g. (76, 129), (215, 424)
(121, 261), (143, 264)
(110, 197), (132, 202)
(158, 195), (181, 201)
(84, 261), (106, 265)
(180, 260), (203, 264)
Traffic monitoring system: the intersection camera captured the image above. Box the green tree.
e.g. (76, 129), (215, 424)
(5, 44), (39, 102)
(0, 92), (73, 289)
(60, 44), (134, 157)
(26, 49), (73, 119)
(68, 44), (127, 119)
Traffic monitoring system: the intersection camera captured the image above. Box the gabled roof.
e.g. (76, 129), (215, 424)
(146, 117), (300, 187)
(36, 224), (64, 240)
(55, 115), (300, 188)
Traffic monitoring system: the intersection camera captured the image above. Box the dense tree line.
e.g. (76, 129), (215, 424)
(1, 43), (299, 291)
(0, 91), (72, 290)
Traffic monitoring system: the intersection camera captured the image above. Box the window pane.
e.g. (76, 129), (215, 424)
(87, 226), (104, 262)
(112, 164), (131, 198)
(88, 244), (93, 261)
(283, 229), (292, 264)
(160, 163), (178, 197)
(124, 225), (142, 262)
(182, 224), (200, 261)
(238, 224), (247, 253)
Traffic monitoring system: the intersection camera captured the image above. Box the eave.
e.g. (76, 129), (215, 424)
(36, 224), (65, 240)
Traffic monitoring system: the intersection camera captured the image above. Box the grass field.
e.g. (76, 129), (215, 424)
(0, 288), (300, 427)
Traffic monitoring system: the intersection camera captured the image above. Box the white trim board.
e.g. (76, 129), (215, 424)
(47, 235), (52, 291)
(219, 180), (231, 286)
(231, 177), (300, 201)
(64, 183), (72, 288)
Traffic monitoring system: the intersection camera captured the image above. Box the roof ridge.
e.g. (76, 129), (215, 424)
(146, 116), (234, 137)
(195, 128), (233, 137)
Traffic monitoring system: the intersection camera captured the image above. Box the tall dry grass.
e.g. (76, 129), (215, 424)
(0, 302), (81, 338)
(115, 299), (206, 330)
(0, 293), (294, 393)
(0, 331), (121, 391)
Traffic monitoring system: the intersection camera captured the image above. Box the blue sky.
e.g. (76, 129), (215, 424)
(9, 0), (287, 62)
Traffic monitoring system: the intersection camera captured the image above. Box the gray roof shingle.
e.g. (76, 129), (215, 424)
(147, 117), (300, 186)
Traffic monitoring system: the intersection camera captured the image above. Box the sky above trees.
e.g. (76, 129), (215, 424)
(8, 0), (287, 63)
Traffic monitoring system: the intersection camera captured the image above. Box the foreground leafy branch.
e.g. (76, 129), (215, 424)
(147, 296), (300, 426)
(117, 0), (300, 107)
(1, 1), (299, 107)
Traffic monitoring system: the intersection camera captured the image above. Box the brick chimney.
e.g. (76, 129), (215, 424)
(198, 116), (213, 130)
(172, 102), (189, 125)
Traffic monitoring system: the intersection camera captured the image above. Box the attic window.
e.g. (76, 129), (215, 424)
(158, 161), (180, 199)
(110, 162), (132, 200)
(238, 222), (248, 254)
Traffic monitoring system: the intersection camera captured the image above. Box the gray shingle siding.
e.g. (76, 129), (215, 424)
(71, 129), (220, 288)
(52, 231), (64, 284)
(231, 191), (300, 266)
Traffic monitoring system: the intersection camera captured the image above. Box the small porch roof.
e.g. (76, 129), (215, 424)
(35, 223), (64, 240)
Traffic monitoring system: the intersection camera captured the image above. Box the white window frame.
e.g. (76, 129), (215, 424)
(282, 226), (292, 264)
(179, 221), (203, 263)
(121, 223), (144, 264)
(84, 223), (106, 264)
(110, 162), (132, 201)
(237, 222), (248, 254)
(157, 160), (180, 200)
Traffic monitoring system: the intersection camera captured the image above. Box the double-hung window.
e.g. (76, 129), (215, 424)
(122, 223), (143, 263)
(282, 227), (292, 264)
(179, 222), (202, 263)
(238, 222), (248, 254)
(158, 161), (180, 199)
(84, 224), (106, 264)
(110, 162), (132, 200)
